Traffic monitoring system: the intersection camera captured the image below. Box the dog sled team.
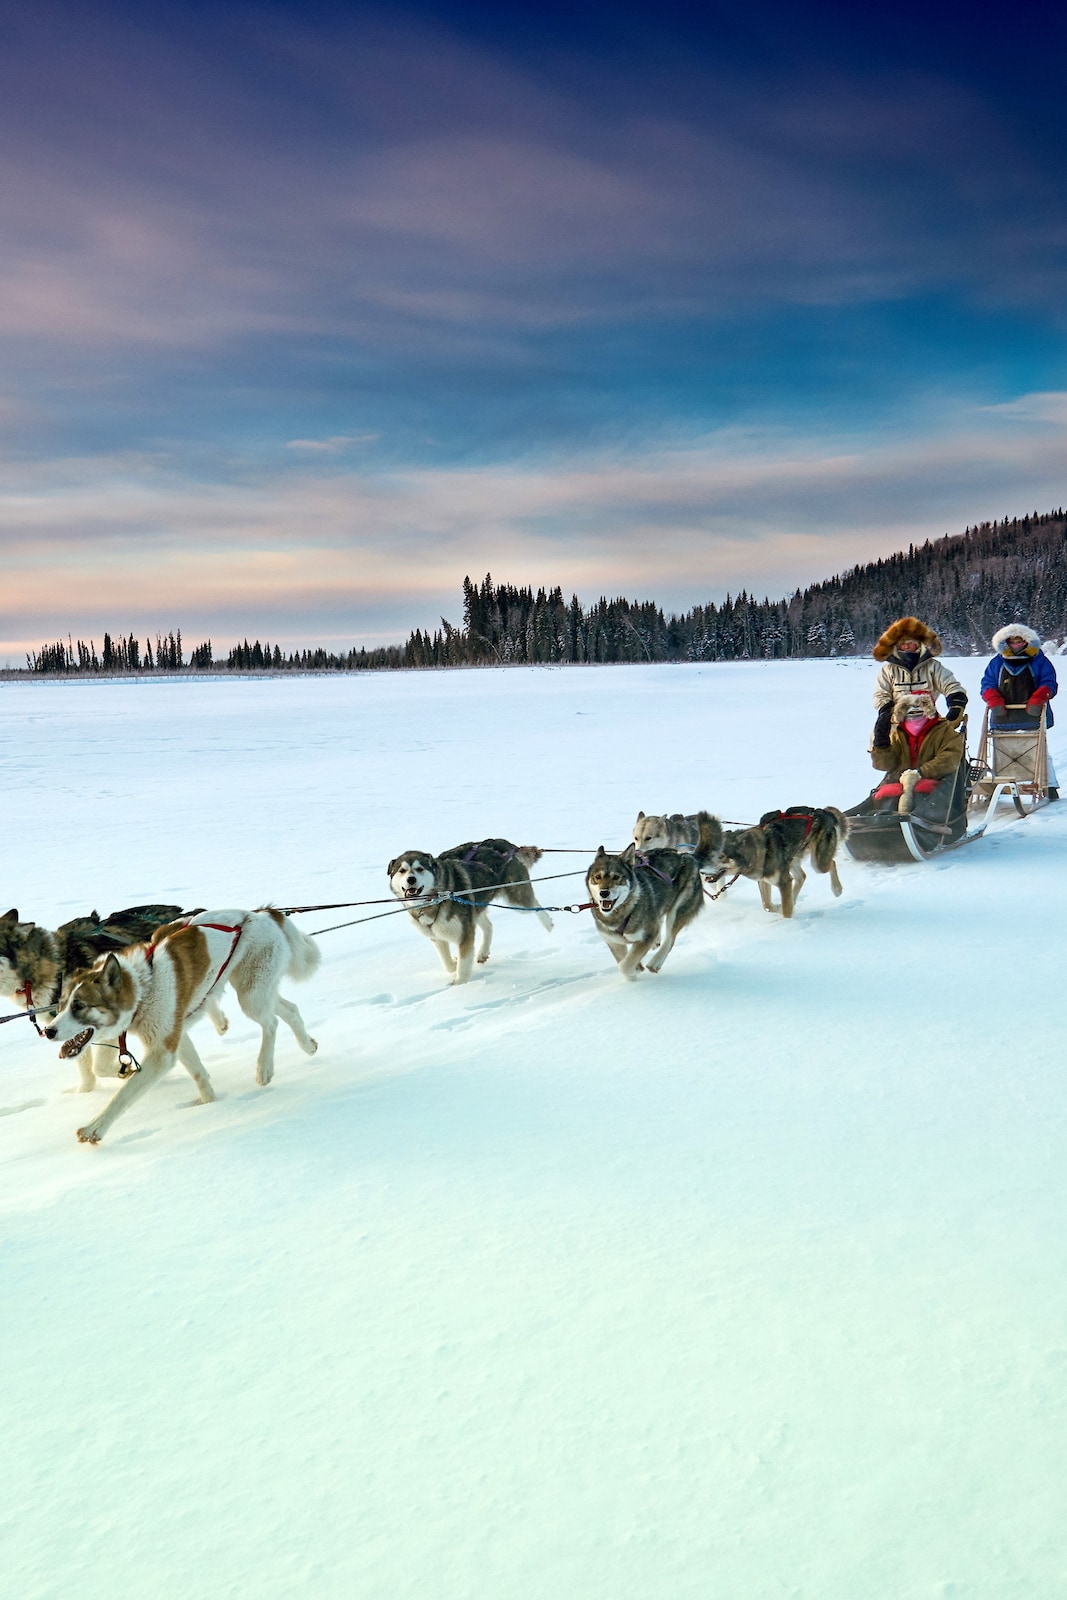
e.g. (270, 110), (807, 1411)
(1, 619), (1056, 1144)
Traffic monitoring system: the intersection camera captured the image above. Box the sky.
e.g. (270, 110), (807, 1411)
(2, 0), (1067, 659)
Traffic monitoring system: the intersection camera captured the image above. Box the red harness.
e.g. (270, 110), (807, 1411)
(117, 920), (245, 1076)
(763, 811), (815, 839)
(14, 980), (45, 1035)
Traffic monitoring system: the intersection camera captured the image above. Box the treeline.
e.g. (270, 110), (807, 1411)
(19, 507), (1067, 675)
(409, 511), (1067, 665)
(26, 632), (405, 675)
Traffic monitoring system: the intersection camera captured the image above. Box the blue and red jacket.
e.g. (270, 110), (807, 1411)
(980, 650), (1058, 728)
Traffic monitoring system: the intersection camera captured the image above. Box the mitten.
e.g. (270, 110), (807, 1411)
(872, 705), (893, 748)
(897, 769), (920, 815)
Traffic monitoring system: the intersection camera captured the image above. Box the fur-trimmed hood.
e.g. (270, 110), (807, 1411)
(991, 624), (1040, 655)
(893, 692), (939, 724)
(872, 617), (942, 662)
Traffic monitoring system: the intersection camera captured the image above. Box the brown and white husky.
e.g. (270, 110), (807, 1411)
(44, 908), (320, 1143)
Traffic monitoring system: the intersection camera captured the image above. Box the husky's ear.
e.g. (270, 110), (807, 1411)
(622, 842), (636, 863)
(1, 908), (18, 923)
(387, 857), (401, 876)
(636, 810), (645, 821)
(100, 953), (124, 990)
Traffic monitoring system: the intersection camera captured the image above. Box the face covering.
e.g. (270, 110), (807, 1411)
(903, 715), (930, 735)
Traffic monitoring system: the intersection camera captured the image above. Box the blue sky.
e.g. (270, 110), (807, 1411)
(2, 0), (1066, 657)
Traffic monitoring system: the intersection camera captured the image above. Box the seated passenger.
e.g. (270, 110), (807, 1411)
(980, 624), (1059, 798)
(870, 692), (965, 815)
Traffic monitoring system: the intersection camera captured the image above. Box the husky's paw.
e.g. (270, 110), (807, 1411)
(538, 912), (555, 933)
(477, 953), (490, 964)
(256, 1064), (274, 1086)
(76, 1124), (103, 1145)
(212, 1012), (230, 1036)
(304, 1037), (318, 1055)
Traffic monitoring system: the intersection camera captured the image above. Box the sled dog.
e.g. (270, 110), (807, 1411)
(388, 838), (553, 984)
(586, 844), (703, 979)
(719, 806), (849, 917)
(631, 810), (724, 870)
(0, 903), (190, 1088)
(44, 908), (320, 1144)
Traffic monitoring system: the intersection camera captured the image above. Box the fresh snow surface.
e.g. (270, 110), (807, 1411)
(1, 661), (1065, 1599)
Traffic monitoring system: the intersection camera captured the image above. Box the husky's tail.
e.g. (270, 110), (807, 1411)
(499, 846), (553, 932)
(279, 914), (322, 982)
(825, 805), (850, 840)
(693, 811), (724, 869)
(810, 806), (850, 871)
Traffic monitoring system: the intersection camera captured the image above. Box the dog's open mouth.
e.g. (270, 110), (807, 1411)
(403, 886), (426, 900)
(59, 1027), (94, 1059)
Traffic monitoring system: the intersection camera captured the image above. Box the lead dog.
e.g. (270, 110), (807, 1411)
(0, 903), (191, 1088)
(719, 806), (849, 917)
(44, 908), (320, 1143)
(631, 811), (724, 871)
(586, 844), (703, 979)
(388, 838), (553, 984)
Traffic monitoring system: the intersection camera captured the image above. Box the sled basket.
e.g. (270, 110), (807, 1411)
(845, 760), (971, 864)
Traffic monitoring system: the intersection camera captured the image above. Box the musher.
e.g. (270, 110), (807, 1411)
(980, 623), (1059, 798)
(871, 616), (967, 758)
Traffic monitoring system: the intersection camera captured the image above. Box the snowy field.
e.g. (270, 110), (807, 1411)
(2, 659), (1066, 1599)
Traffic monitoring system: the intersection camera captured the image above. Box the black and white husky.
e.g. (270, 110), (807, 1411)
(44, 908), (320, 1144)
(388, 838), (553, 984)
(0, 903), (187, 1087)
(586, 844), (703, 979)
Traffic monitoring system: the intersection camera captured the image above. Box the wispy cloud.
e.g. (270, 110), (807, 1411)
(2, 393), (1064, 659)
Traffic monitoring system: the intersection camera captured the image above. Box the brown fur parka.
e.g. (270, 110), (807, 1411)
(870, 717), (965, 782)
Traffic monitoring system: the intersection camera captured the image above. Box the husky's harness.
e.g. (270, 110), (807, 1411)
(633, 852), (678, 885)
(116, 919), (246, 1077)
(0, 978), (56, 1034)
(13, 981), (46, 1034)
(763, 811), (816, 840)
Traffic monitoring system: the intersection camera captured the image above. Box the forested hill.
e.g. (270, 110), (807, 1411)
(20, 508), (1067, 674)
(406, 508), (1067, 666)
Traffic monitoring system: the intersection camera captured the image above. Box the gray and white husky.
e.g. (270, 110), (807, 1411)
(388, 838), (553, 984)
(44, 908), (320, 1144)
(631, 810), (724, 870)
(719, 806), (849, 917)
(586, 844), (703, 979)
